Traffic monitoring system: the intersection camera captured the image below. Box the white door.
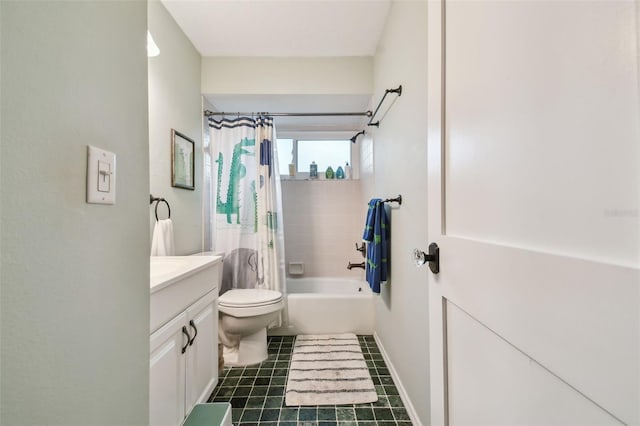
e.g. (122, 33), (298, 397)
(150, 312), (188, 426)
(427, 1), (639, 425)
(185, 290), (219, 413)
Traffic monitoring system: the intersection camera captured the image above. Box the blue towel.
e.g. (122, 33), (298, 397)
(362, 199), (389, 293)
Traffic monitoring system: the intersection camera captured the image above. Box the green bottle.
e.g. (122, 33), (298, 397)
(325, 166), (335, 179)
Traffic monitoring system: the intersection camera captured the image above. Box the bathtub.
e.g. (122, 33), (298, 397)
(269, 277), (375, 336)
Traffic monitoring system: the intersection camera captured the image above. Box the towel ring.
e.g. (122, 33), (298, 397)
(150, 195), (171, 221)
(155, 199), (170, 221)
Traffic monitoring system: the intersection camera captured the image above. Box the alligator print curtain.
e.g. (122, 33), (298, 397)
(208, 116), (287, 324)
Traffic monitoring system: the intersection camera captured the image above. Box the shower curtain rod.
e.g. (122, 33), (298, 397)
(204, 110), (372, 118)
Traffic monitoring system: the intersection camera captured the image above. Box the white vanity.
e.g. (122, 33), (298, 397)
(149, 255), (222, 426)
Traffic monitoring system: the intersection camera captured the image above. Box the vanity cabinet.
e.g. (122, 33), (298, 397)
(150, 311), (187, 426)
(150, 289), (218, 426)
(185, 291), (218, 410)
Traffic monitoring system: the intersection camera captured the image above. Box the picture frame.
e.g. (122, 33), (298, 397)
(171, 129), (195, 190)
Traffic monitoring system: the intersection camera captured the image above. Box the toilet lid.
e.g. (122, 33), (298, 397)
(219, 289), (283, 308)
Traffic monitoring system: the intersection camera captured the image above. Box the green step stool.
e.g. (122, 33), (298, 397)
(182, 403), (232, 426)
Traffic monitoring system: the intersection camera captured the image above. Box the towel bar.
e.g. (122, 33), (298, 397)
(382, 195), (402, 205)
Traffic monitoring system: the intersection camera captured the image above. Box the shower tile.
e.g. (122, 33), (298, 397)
(273, 367), (288, 377)
(318, 407), (337, 421)
(210, 335), (411, 425)
(231, 408), (243, 422)
(259, 408), (279, 421)
(250, 386), (268, 397)
(244, 367), (259, 376)
(227, 368), (244, 377)
(384, 385), (400, 396)
(254, 377), (270, 386)
(393, 407), (412, 421)
(380, 376), (395, 385)
(261, 360), (276, 368)
(354, 407), (375, 421)
(373, 395), (390, 407)
(266, 386), (284, 397)
(374, 407), (394, 421)
(245, 396), (265, 409)
(240, 409), (262, 422)
(298, 407), (317, 421)
(387, 395), (404, 407)
(257, 368), (272, 377)
(270, 376), (286, 386)
(336, 407), (356, 421)
(279, 407), (298, 421)
(377, 367), (391, 376)
(230, 397), (248, 409)
(238, 377), (255, 386)
(233, 387), (252, 397)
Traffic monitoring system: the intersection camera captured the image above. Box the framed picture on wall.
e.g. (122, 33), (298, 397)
(171, 129), (195, 190)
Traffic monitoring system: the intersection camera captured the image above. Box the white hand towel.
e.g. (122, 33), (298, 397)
(151, 219), (175, 256)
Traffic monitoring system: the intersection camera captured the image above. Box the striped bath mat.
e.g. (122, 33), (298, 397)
(285, 333), (378, 406)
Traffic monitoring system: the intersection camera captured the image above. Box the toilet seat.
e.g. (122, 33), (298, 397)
(219, 289), (284, 318)
(219, 289), (282, 307)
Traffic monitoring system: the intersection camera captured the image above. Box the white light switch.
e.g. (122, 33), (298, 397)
(98, 160), (111, 192)
(87, 145), (116, 205)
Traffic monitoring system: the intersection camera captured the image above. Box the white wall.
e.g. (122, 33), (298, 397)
(364, 1), (430, 423)
(202, 57), (373, 95)
(201, 56), (373, 257)
(282, 180), (364, 278)
(0, 1), (149, 425)
(149, 0), (203, 254)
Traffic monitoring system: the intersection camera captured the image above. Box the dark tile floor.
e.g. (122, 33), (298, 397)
(208, 335), (413, 425)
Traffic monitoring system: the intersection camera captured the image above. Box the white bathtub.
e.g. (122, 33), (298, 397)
(269, 277), (375, 336)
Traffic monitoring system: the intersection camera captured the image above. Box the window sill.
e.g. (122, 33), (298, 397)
(280, 176), (359, 182)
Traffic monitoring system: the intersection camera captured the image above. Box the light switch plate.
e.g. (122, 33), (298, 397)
(87, 145), (116, 204)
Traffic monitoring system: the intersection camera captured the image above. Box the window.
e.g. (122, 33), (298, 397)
(276, 138), (352, 177)
(297, 140), (350, 173)
(276, 138), (294, 176)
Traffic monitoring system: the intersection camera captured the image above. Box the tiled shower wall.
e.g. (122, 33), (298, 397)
(281, 180), (366, 278)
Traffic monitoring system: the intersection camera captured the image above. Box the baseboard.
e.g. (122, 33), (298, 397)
(374, 332), (423, 426)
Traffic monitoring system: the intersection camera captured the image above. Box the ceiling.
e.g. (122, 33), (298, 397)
(161, 0), (391, 57)
(161, 0), (391, 132)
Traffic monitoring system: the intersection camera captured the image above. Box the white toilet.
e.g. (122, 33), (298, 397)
(218, 288), (284, 366)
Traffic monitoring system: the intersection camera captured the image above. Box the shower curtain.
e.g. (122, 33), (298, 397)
(209, 116), (287, 325)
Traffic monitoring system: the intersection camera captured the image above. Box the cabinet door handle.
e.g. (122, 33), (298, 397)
(188, 320), (198, 346)
(181, 326), (191, 354)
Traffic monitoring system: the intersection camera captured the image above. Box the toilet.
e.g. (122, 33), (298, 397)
(218, 288), (284, 366)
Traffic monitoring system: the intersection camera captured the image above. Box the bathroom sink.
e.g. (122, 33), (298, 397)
(150, 256), (217, 291)
(150, 255), (222, 333)
(150, 258), (185, 283)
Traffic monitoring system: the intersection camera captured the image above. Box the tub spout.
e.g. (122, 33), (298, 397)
(347, 261), (365, 270)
